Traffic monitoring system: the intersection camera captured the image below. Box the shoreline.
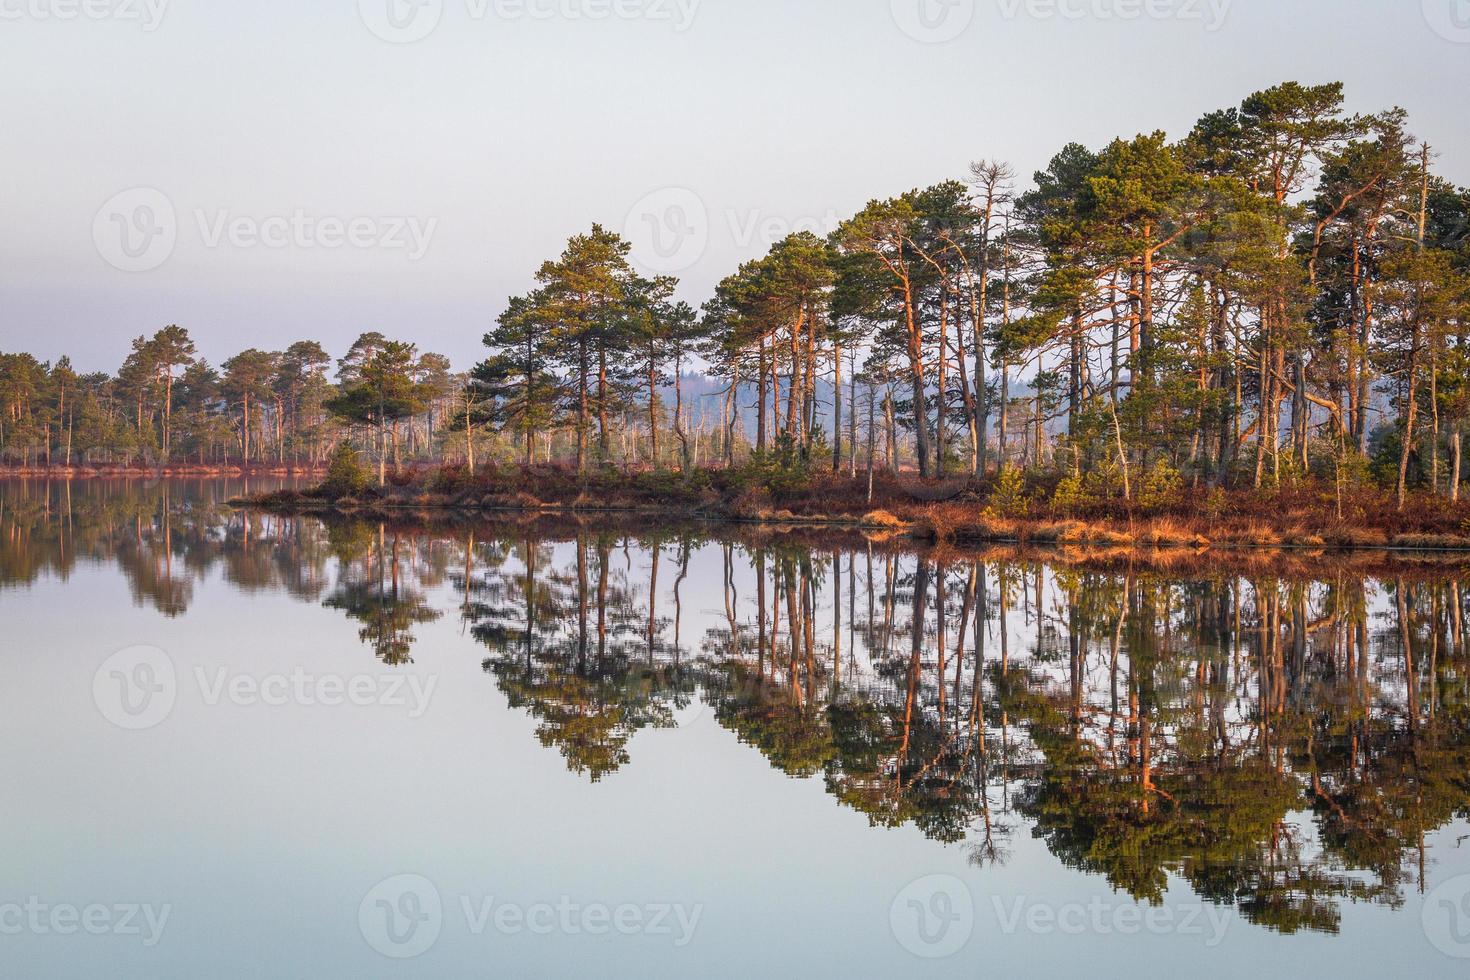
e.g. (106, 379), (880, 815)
(228, 484), (1470, 569)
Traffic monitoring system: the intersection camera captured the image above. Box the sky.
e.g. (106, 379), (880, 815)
(2, 0), (1469, 375)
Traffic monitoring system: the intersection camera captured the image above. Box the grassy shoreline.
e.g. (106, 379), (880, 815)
(228, 458), (1470, 559)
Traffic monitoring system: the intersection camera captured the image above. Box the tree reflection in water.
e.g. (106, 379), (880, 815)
(323, 523), (441, 666)
(6, 476), (1470, 936)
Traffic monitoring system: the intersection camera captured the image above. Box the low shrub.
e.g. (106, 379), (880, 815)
(1138, 460), (1184, 511)
(427, 464), (477, 495)
(1050, 474), (1092, 513)
(317, 444), (373, 499)
(724, 438), (814, 499)
(985, 465), (1030, 519)
(631, 468), (714, 503)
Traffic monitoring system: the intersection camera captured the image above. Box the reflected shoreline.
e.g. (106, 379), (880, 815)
(248, 509), (1470, 583)
(6, 475), (1470, 940)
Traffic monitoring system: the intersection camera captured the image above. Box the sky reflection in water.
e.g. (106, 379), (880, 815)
(2, 477), (1469, 978)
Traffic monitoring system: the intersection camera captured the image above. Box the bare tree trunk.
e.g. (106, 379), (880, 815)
(998, 362), (1009, 468)
(597, 348), (611, 466)
(648, 354), (660, 470)
(1453, 427), (1462, 503)
(884, 391), (898, 476)
(757, 338), (768, 453)
(849, 349), (858, 477)
(726, 365), (739, 466)
(832, 341), (843, 474)
(465, 391), (476, 476)
(1398, 328), (1422, 511)
(674, 353), (691, 473)
(867, 382), (877, 502)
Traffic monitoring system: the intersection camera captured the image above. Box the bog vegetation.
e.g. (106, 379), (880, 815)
(4, 81), (1470, 519)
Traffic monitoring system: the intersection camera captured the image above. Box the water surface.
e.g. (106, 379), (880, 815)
(3, 478), (1469, 978)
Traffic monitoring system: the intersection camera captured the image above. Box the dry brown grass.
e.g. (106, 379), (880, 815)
(1219, 522), (1283, 546)
(726, 489), (773, 520)
(481, 492), (542, 510)
(1081, 527), (1136, 546)
(1322, 525), (1390, 548)
(1141, 518), (1209, 547)
(952, 515), (1013, 542)
(1027, 520), (1086, 543)
(907, 511), (947, 540)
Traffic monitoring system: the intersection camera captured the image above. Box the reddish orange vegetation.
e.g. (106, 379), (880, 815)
(233, 506), (1470, 582)
(714, 470), (1470, 553)
(235, 462), (1470, 555)
(787, 473), (1470, 552)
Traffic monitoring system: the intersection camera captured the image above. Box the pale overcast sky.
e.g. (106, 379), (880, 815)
(3, 0), (1468, 373)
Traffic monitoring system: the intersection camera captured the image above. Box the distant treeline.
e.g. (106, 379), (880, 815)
(3, 80), (1468, 506)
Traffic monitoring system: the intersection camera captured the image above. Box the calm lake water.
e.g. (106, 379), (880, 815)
(3, 478), (1470, 978)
